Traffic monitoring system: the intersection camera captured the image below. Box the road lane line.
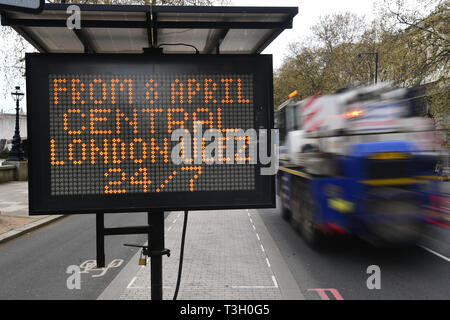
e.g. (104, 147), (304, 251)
(271, 276), (279, 288)
(126, 276), (137, 289)
(420, 246), (450, 263)
(246, 211), (278, 291)
(233, 286), (275, 289)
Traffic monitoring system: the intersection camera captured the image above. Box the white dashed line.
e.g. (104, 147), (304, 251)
(420, 246), (450, 263)
(127, 276), (137, 289)
(246, 212), (280, 291)
(231, 285), (278, 289)
(271, 276), (279, 288)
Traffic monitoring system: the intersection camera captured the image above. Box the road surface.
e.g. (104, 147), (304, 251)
(258, 197), (450, 300)
(0, 200), (448, 300)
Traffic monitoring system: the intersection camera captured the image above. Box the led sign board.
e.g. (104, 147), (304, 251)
(26, 54), (275, 214)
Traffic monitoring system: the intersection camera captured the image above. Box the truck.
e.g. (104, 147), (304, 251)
(276, 83), (439, 246)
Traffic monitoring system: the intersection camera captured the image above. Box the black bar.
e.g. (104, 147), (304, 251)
(96, 213), (105, 268)
(145, 11), (152, 47)
(3, 18), (292, 30)
(255, 28), (284, 54)
(73, 29), (95, 53)
(204, 29), (228, 54)
(103, 226), (151, 236)
(152, 12), (158, 46)
(42, 3), (298, 15)
(149, 211), (164, 300)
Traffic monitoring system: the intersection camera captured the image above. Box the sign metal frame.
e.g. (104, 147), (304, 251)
(26, 53), (275, 215)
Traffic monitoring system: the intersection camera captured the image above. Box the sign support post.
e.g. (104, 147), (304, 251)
(96, 213), (105, 268)
(149, 211), (164, 300)
(94, 211), (168, 299)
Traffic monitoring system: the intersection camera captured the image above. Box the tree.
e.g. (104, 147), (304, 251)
(273, 12), (371, 106)
(274, 1), (448, 136)
(376, 0), (449, 130)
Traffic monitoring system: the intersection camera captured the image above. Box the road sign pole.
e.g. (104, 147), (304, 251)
(96, 213), (105, 268)
(149, 211), (164, 300)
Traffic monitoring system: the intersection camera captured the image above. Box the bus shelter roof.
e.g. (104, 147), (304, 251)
(0, 3), (298, 54)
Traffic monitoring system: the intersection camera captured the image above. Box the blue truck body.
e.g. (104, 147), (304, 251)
(278, 141), (434, 242)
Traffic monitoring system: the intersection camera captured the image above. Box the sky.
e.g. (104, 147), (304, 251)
(0, 0), (377, 112)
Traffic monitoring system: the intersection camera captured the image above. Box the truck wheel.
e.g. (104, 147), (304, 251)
(290, 197), (302, 233)
(289, 178), (304, 233)
(280, 197), (291, 221)
(300, 188), (322, 247)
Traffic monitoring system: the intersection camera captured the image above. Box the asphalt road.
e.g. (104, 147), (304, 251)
(258, 197), (450, 300)
(1, 199), (448, 300)
(0, 212), (157, 300)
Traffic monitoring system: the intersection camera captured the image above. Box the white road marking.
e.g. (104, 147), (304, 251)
(127, 282), (172, 290)
(126, 276), (137, 289)
(231, 285), (278, 289)
(420, 246), (450, 263)
(79, 259), (123, 278)
(245, 212), (280, 292)
(167, 226), (172, 231)
(272, 276), (279, 288)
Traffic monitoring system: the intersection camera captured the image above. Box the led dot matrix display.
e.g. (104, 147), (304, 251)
(49, 74), (255, 195)
(27, 54), (274, 213)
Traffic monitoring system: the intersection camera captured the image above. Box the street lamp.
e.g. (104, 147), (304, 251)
(7, 86), (25, 161)
(357, 52), (379, 84)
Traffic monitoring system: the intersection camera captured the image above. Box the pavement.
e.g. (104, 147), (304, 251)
(0, 181), (64, 243)
(99, 210), (304, 300)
